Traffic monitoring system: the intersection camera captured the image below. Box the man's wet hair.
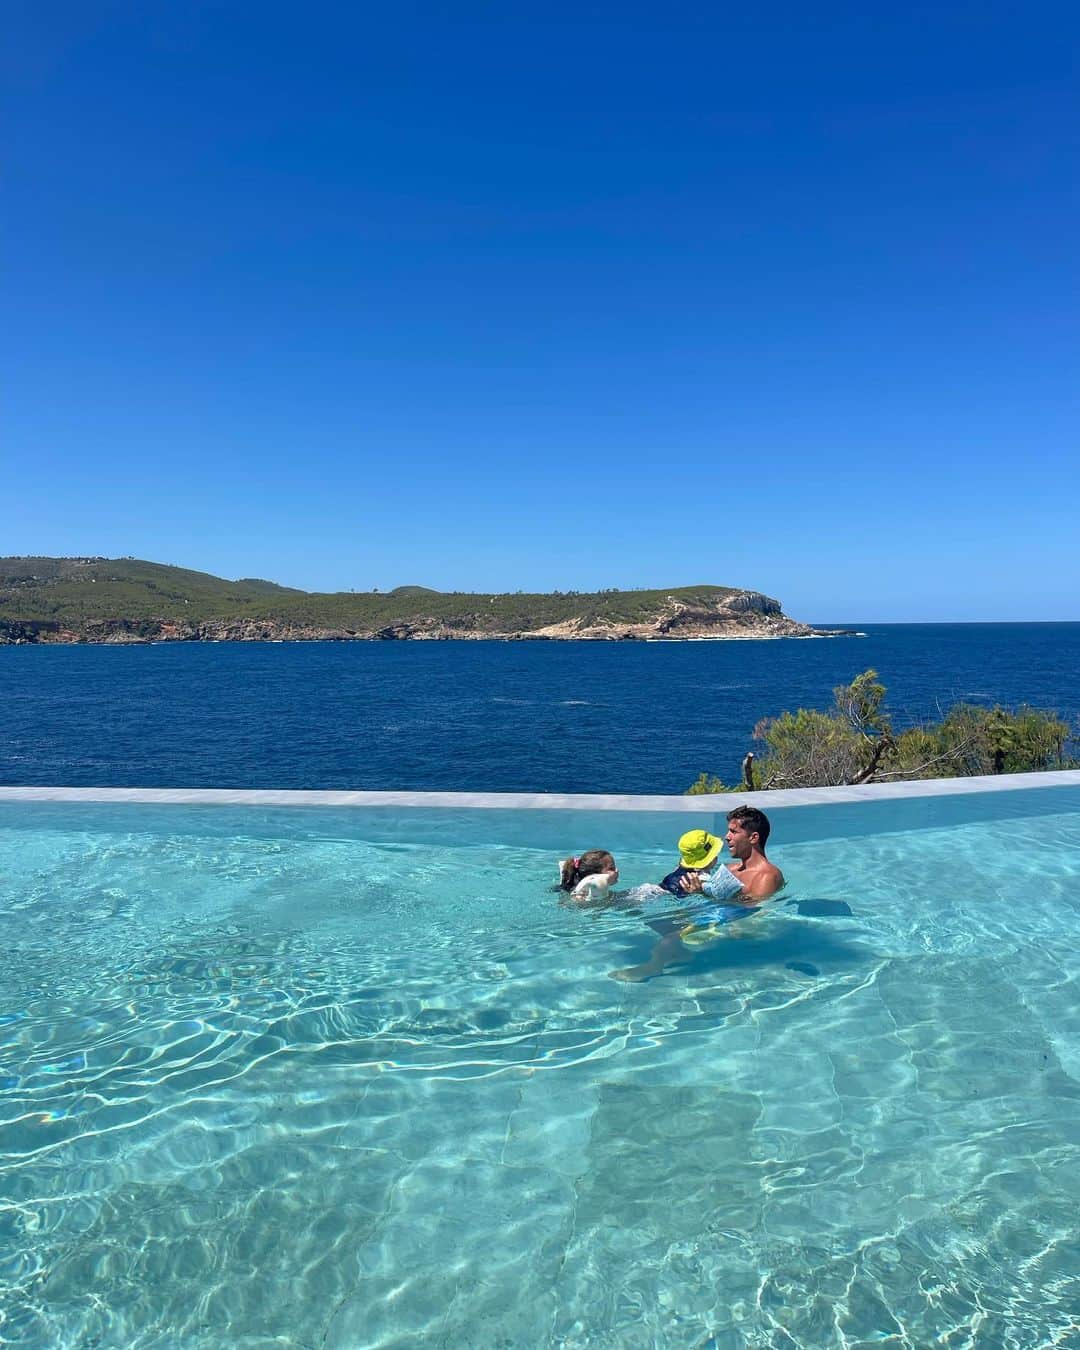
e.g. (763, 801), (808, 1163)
(727, 805), (770, 847)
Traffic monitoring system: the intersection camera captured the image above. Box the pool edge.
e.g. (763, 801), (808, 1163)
(1, 769), (1078, 811)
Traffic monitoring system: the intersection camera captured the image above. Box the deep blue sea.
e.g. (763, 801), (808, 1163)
(2, 624), (1077, 793)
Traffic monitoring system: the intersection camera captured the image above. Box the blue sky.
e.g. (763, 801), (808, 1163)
(7, 1), (1078, 621)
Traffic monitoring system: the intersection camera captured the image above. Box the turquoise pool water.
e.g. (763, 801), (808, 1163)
(2, 789), (1080, 1347)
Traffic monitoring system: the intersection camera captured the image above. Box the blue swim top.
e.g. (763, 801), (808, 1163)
(659, 866), (695, 895)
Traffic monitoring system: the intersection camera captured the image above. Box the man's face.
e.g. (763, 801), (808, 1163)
(725, 818), (758, 860)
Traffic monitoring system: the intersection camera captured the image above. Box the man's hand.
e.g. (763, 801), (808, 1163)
(678, 871), (704, 894)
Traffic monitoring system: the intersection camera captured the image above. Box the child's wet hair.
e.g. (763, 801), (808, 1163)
(558, 849), (617, 892)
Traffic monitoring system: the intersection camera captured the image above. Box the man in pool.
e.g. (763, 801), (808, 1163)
(610, 807), (784, 983)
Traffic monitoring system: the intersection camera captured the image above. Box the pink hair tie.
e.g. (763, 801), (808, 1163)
(571, 856), (580, 869)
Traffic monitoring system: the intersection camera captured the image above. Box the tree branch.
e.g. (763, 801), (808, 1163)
(848, 734), (894, 784)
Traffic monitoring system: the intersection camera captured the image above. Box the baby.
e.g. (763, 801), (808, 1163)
(657, 828), (746, 903)
(616, 828), (746, 907)
(557, 850), (620, 905)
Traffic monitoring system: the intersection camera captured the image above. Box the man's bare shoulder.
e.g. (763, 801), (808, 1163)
(745, 860), (785, 899)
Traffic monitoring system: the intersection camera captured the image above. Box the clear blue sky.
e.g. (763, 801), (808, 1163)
(7, 1), (1078, 621)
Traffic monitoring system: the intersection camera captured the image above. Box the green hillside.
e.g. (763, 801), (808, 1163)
(0, 556), (752, 633)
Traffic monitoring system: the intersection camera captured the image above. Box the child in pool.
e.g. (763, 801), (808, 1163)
(557, 850), (620, 905)
(658, 828), (746, 900)
(617, 828), (744, 906)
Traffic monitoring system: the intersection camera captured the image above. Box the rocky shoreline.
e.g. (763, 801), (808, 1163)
(1, 604), (858, 645)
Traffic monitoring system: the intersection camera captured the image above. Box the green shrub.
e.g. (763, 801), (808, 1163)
(686, 772), (740, 795)
(688, 670), (1074, 792)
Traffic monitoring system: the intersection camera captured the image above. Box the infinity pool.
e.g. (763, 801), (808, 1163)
(2, 785), (1080, 1347)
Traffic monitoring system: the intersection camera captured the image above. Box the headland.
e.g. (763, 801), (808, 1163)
(0, 557), (858, 644)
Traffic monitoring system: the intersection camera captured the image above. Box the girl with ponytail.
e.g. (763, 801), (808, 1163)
(556, 849), (619, 905)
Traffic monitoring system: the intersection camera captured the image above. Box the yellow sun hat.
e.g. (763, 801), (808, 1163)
(677, 828), (722, 869)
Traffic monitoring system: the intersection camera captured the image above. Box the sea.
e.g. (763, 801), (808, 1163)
(2, 623), (1078, 794)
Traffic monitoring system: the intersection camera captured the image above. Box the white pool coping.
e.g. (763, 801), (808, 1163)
(0, 769), (1077, 811)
